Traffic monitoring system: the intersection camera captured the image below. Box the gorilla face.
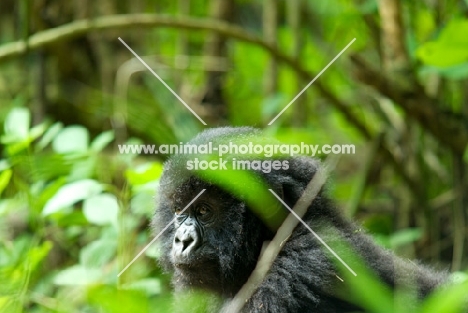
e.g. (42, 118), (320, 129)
(156, 177), (269, 296)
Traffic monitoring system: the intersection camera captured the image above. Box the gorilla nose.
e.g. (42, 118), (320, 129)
(175, 234), (194, 251)
(174, 227), (200, 256)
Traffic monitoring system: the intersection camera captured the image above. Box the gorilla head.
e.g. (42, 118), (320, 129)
(154, 127), (280, 296)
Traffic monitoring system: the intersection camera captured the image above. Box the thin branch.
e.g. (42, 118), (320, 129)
(452, 154), (466, 271)
(378, 0), (410, 73)
(0, 14), (287, 63)
(263, 0), (278, 96)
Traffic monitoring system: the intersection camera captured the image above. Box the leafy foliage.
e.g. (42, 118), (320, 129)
(0, 0), (467, 312)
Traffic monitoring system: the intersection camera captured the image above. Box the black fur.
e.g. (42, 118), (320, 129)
(153, 127), (447, 312)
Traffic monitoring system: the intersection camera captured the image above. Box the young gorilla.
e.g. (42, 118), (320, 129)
(153, 127), (447, 313)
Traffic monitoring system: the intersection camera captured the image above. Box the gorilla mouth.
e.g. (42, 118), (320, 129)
(174, 257), (216, 269)
(172, 245), (219, 267)
(173, 253), (221, 281)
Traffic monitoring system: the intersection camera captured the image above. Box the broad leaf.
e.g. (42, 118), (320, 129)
(83, 193), (119, 225)
(52, 125), (89, 154)
(42, 179), (103, 216)
(54, 265), (101, 285)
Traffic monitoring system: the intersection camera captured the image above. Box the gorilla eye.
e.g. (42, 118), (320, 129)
(174, 207), (183, 215)
(197, 204), (211, 216)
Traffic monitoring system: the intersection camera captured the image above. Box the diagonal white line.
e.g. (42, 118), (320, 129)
(268, 38), (356, 125)
(117, 189), (206, 277)
(268, 189), (357, 276)
(118, 37), (207, 125)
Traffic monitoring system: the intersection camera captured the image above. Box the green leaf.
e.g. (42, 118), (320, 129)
(38, 178), (67, 211)
(389, 228), (423, 249)
(29, 122), (48, 141)
(54, 265), (101, 285)
(0, 297), (12, 312)
(56, 211), (88, 227)
(42, 179), (103, 216)
(36, 122), (63, 150)
(125, 162), (163, 185)
(28, 241), (53, 271)
(122, 279), (161, 296)
(3, 107), (30, 141)
(52, 125), (89, 154)
(87, 285), (150, 312)
(90, 130), (115, 152)
(417, 42), (468, 67)
(0, 160), (9, 172)
(83, 193), (119, 225)
(0, 169), (12, 196)
(130, 191), (155, 217)
(417, 19), (468, 67)
(420, 281), (468, 313)
(69, 158), (96, 181)
(80, 239), (117, 267)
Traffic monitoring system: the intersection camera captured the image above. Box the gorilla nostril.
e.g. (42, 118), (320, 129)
(181, 237), (194, 252)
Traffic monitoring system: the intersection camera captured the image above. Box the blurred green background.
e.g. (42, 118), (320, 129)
(0, 0), (468, 312)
